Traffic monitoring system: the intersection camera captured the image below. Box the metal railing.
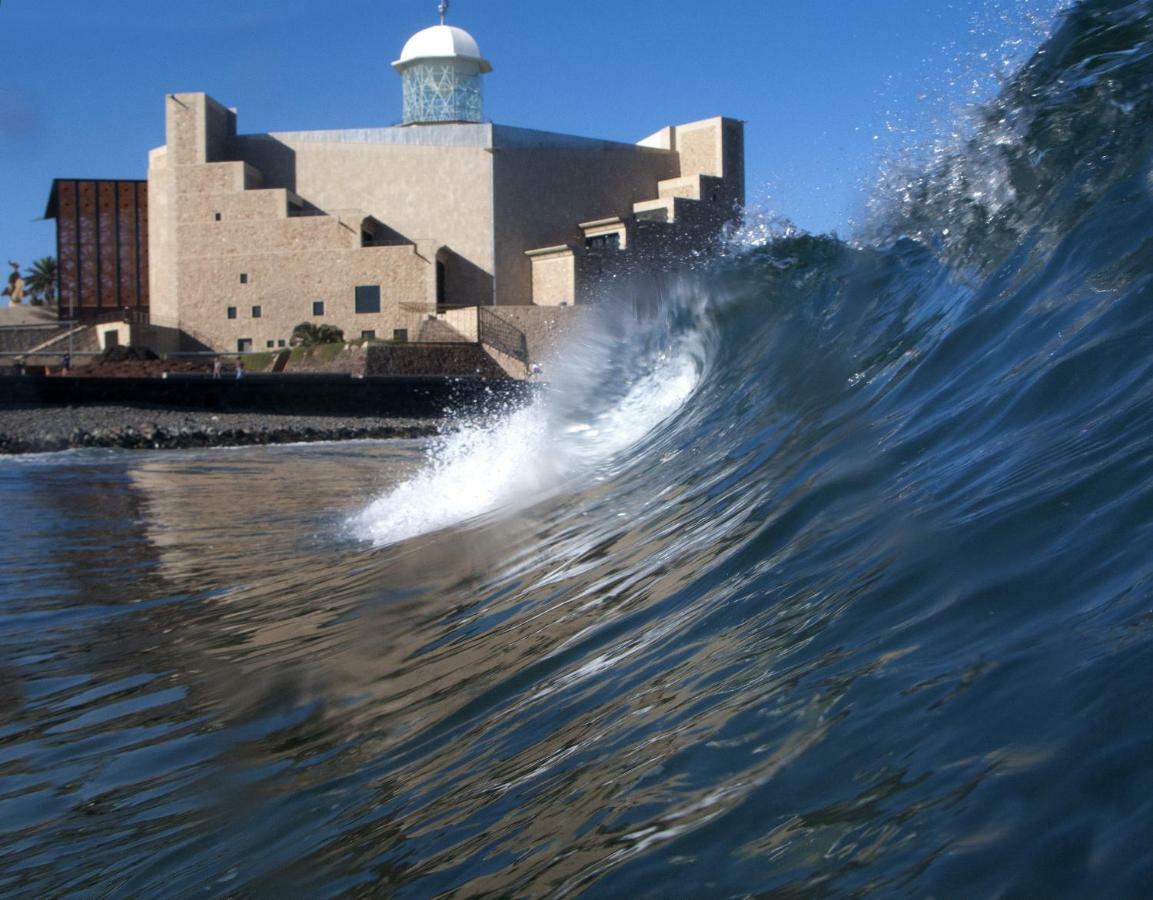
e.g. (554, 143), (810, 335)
(478, 307), (528, 364)
(0, 322), (65, 332)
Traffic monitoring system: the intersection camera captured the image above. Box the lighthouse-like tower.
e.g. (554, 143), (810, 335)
(392, 1), (493, 125)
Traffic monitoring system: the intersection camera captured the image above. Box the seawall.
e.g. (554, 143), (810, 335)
(0, 373), (532, 418)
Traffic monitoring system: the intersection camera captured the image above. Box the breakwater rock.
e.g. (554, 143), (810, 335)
(0, 405), (441, 454)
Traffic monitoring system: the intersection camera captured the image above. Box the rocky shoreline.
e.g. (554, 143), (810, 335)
(0, 405), (442, 454)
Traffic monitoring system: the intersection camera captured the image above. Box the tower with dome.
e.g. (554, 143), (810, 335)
(394, 3), (492, 125)
(92, 2), (747, 368)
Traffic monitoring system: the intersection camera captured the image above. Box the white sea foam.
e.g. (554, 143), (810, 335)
(349, 346), (699, 547)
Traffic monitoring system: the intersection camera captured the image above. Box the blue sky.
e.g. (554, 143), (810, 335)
(1, 0), (1061, 272)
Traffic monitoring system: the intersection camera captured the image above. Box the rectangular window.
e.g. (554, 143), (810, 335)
(313, 300), (325, 316)
(361, 330), (376, 341)
(393, 328), (408, 342)
(237, 338), (252, 352)
(252, 305), (262, 318)
(585, 233), (621, 252)
(227, 306), (237, 319)
(266, 340), (275, 348)
(278, 339), (286, 348)
(354, 285), (381, 314)
(214, 212), (222, 222)
(239, 273), (248, 284)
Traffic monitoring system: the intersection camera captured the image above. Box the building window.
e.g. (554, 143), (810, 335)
(278, 339), (286, 348)
(393, 328), (408, 342)
(214, 212), (222, 221)
(313, 300), (325, 316)
(585, 233), (621, 252)
(226, 306), (237, 319)
(252, 305), (262, 318)
(355, 285), (381, 314)
(237, 338), (252, 352)
(361, 330), (376, 341)
(239, 273), (249, 284)
(266, 340), (275, 348)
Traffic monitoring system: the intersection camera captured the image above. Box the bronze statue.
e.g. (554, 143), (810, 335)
(3, 261), (25, 305)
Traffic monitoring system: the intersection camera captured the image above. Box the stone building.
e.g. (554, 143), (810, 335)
(142, 13), (744, 353)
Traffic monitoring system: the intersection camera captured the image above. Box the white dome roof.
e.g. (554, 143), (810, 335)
(393, 25), (492, 72)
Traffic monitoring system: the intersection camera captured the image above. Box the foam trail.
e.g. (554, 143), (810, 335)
(350, 348), (699, 547)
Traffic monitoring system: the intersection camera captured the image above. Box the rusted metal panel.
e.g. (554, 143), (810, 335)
(45, 179), (149, 321)
(117, 182), (139, 308)
(56, 181), (79, 317)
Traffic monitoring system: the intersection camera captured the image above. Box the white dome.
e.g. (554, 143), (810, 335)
(393, 25), (492, 72)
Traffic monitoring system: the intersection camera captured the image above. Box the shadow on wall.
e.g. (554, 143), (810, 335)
(233, 135), (298, 193)
(437, 247), (493, 308)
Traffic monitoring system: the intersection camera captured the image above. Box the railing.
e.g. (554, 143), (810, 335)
(478, 307), (528, 365)
(0, 322), (65, 332)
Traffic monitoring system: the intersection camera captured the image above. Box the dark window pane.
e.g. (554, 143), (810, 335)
(355, 285), (381, 314)
(313, 300), (325, 316)
(585, 232), (621, 252)
(227, 306), (237, 319)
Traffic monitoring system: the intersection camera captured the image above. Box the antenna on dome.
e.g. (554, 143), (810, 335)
(438, 0), (449, 24)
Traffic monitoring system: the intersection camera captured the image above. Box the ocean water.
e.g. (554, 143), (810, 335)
(4, 0), (1153, 894)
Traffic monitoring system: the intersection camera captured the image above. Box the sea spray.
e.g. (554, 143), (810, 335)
(5, 3), (1153, 896)
(350, 299), (706, 546)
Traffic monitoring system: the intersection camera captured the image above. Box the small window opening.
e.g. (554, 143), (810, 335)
(355, 285), (381, 314)
(585, 233), (621, 252)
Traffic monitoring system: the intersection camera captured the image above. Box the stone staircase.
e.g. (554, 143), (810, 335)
(416, 317), (471, 343)
(25, 324), (100, 354)
(0, 325), (71, 354)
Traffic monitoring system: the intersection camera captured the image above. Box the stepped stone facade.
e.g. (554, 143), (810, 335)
(147, 94), (743, 353)
(48, 16), (745, 359)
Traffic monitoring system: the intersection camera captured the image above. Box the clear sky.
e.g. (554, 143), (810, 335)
(0, 0), (1062, 273)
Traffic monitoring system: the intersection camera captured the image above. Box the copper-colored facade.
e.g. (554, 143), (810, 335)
(45, 179), (149, 322)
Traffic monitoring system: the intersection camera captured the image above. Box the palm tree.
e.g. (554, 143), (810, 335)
(291, 322), (344, 347)
(23, 257), (58, 307)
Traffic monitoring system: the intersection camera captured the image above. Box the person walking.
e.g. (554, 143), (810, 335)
(212, 357), (222, 379)
(235, 358), (245, 380)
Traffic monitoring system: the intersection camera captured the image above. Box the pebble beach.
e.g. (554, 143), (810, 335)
(0, 405), (441, 454)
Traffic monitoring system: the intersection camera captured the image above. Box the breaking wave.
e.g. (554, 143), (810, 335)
(5, 1), (1153, 895)
(337, 4), (1153, 893)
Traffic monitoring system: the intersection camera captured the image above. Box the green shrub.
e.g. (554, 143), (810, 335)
(290, 322), (345, 347)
